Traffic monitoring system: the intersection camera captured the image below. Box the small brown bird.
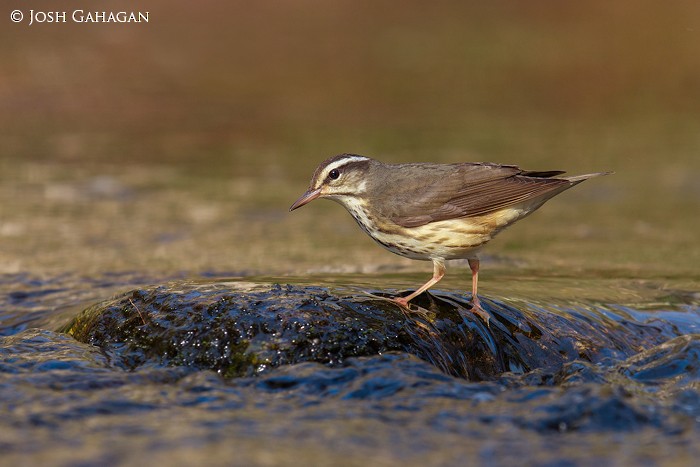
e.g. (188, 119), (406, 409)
(290, 154), (608, 312)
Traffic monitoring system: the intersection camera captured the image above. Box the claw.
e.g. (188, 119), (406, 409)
(470, 296), (491, 325)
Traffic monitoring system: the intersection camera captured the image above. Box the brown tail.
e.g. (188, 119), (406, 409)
(563, 172), (613, 183)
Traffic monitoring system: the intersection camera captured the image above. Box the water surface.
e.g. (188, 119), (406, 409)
(2, 271), (699, 466)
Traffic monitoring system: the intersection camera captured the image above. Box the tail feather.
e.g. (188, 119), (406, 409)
(522, 170), (567, 178)
(563, 172), (613, 183)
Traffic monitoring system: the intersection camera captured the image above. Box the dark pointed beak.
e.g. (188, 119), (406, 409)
(289, 188), (322, 211)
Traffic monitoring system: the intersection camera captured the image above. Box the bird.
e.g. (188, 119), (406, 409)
(289, 153), (609, 314)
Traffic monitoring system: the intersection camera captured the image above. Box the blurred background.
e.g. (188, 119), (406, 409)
(1, 0), (698, 284)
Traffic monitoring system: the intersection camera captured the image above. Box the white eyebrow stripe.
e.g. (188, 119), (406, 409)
(319, 156), (370, 180)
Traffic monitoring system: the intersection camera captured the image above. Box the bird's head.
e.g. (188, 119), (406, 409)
(289, 154), (373, 211)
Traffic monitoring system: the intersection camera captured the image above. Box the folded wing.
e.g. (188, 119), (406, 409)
(384, 162), (600, 228)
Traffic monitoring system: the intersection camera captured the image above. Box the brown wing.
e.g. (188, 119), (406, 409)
(378, 162), (574, 228)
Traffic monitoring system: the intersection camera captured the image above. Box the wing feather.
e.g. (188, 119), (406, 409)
(375, 162), (581, 228)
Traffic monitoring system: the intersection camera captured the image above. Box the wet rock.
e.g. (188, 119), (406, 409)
(60, 282), (675, 380)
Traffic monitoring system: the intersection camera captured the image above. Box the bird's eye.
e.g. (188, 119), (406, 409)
(329, 169), (340, 180)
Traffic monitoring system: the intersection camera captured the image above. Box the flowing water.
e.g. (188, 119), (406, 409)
(2, 269), (699, 466)
(2, 1), (700, 465)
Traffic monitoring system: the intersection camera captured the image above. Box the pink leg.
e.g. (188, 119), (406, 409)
(393, 259), (446, 307)
(468, 258), (479, 303)
(468, 258), (489, 323)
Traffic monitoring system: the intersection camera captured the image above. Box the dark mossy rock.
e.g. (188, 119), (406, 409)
(60, 282), (669, 380)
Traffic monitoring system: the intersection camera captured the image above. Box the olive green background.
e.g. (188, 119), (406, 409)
(1, 1), (698, 290)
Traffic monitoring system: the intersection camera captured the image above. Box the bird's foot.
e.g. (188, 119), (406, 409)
(471, 296), (491, 325)
(363, 292), (415, 310)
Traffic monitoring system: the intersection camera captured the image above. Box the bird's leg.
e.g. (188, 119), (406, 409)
(468, 258), (490, 323)
(393, 259), (445, 307)
(468, 258), (480, 306)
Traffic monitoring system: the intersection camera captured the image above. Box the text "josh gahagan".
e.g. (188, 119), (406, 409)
(24, 10), (149, 25)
